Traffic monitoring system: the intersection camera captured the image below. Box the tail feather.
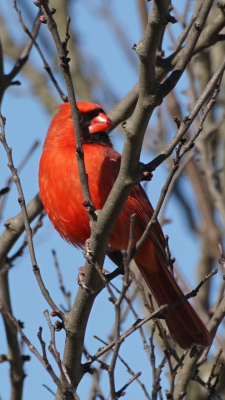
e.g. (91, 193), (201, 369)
(136, 261), (212, 349)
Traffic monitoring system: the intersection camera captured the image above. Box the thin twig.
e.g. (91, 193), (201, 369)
(0, 300), (70, 398)
(7, 211), (46, 264)
(93, 336), (151, 400)
(0, 187), (9, 197)
(150, 325), (158, 400)
(180, 76), (224, 158)
(174, 9), (199, 52)
(193, 375), (222, 400)
(14, 0), (67, 102)
(132, 140), (185, 259)
(0, 115), (63, 318)
(110, 281), (152, 363)
(0, 140), (39, 220)
(133, 69), (225, 260)
(108, 215), (135, 399)
(43, 384), (55, 396)
(159, 152), (194, 224)
(211, 244), (225, 312)
(2, 10), (42, 101)
(115, 372), (142, 399)
(145, 55), (225, 174)
(152, 354), (167, 400)
(92, 269), (217, 362)
(37, 327), (48, 365)
(206, 348), (223, 388)
(83, 346), (109, 371)
(38, 0), (93, 208)
(95, 263), (117, 303)
(52, 250), (71, 312)
(44, 310), (66, 384)
(161, 0), (214, 98)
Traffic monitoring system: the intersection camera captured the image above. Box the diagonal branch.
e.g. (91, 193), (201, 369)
(1, 9), (42, 103)
(14, 0), (67, 103)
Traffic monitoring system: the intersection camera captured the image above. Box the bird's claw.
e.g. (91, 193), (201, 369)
(83, 238), (93, 260)
(102, 268), (110, 275)
(77, 266), (89, 290)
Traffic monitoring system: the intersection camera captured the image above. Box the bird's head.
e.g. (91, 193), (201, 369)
(76, 102), (113, 134)
(44, 102), (113, 149)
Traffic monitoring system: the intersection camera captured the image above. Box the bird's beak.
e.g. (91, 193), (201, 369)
(89, 113), (113, 134)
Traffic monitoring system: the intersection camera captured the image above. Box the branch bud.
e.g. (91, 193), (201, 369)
(168, 15), (177, 24)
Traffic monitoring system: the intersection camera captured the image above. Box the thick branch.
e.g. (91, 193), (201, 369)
(54, 2), (170, 395)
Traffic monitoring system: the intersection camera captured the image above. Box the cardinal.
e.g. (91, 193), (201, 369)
(39, 101), (212, 349)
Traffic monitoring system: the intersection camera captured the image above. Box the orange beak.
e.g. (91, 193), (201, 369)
(88, 113), (113, 134)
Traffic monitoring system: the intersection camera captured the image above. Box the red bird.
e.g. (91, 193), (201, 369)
(39, 102), (212, 349)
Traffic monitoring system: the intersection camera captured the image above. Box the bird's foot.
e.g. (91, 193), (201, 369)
(102, 268), (110, 275)
(83, 238), (93, 261)
(77, 266), (89, 290)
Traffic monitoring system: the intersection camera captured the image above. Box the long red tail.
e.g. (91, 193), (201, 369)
(136, 261), (212, 349)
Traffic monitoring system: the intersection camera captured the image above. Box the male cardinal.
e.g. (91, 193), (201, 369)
(39, 102), (212, 349)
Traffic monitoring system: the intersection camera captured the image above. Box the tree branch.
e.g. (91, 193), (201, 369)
(0, 115), (63, 318)
(38, 0), (93, 207)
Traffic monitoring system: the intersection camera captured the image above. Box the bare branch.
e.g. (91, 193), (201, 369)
(14, 0), (67, 102)
(108, 0), (224, 130)
(0, 193), (43, 266)
(108, 215), (135, 398)
(52, 250), (71, 312)
(93, 335), (151, 400)
(0, 187), (9, 197)
(7, 211), (45, 265)
(91, 269), (216, 363)
(0, 115), (63, 318)
(44, 310), (67, 385)
(0, 300), (71, 398)
(38, 0), (93, 207)
(116, 372), (142, 399)
(0, 140), (39, 220)
(174, 290), (225, 400)
(1, 10), (42, 102)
